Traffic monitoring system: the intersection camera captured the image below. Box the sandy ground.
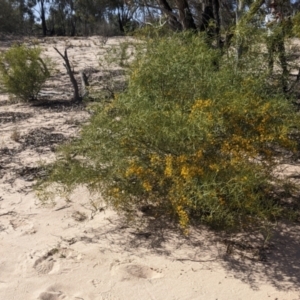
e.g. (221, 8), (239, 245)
(0, 36), (300, 300)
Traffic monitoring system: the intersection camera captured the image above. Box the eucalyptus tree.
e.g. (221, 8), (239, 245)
(57, 0), (76, 36)
(46, 0), (80, 36)
(75, 0), (100, 35)
(28, 0), (52, 36)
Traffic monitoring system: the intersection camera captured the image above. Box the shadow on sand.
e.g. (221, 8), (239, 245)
(76, 209), (300, 292)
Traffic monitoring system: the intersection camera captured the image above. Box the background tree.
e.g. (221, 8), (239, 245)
(28, 0), (51, 36)
(0, 0), (20, 33)
(0, 0), (34, 35)
(1, 0), (299, 41)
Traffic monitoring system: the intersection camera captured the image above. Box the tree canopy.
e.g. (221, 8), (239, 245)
(0, 0), (298, 37)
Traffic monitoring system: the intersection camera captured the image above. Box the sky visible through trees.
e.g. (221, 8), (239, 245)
(0, 0), (299, 37)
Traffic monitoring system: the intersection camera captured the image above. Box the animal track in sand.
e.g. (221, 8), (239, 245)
(33, 256), (55, 274)
(33, 247), (81, 275)
(38, 284), (66, 300)
(9, 218), (27, 230)
(8, 216), (36, 235)
(99, 292), (121, 300)
(33, 248), (60, 274)
(38, 291), (66, 300)
(112, 262), (164, 280)
(124, 264), (163, 279)
(91, 279), (101, 288)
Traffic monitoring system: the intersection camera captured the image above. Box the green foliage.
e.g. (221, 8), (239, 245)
(37, 32), (300, 231)
(292, 12), (300, 38)
(0, 44), (51, 101)
(132, 24), (174, 39)
(0, 0), (19, 33)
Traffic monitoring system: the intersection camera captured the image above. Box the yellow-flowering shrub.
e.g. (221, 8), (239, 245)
(38, 32), (300, 230)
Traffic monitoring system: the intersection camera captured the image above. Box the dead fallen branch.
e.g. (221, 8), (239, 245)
(0, 211), (16, 217)
(54, 204), (72, 212)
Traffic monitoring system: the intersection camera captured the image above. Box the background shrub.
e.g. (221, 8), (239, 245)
(0, 44), (51, 101)
(38, 32), (300, 231)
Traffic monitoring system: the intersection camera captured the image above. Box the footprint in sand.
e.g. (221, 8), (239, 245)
(38, 291), (65, 300)
(38, 284), (66, 300)
(10, 218), (26, 230)
(33, 249), (61, 274)
(9, 217), (36, 235)
(99, 292), (121, 300)
(33, 246), (81, 275)
(112, 263), (163, 280)
(124, 264), (163, 279)
(33, 256), (55, 274)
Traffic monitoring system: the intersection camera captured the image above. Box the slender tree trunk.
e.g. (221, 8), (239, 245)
(157, 0), (183, 30)
(118, 10), (125, 32)
(40, 0), (47, 36)
(200, 3), (213, 32)
(69, 0), (76, 36)
(19, 0), (25, 33)
(212, 0), (221, 48)
(236, 0), (245, 60)
(175, 0), (197, 30)
(70, 18), (76, 36)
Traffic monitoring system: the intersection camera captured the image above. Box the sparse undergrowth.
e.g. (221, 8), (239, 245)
(37, 32), (300, 232)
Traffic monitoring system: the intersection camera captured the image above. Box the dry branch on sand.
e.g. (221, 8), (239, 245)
(54, 46), (82, 103)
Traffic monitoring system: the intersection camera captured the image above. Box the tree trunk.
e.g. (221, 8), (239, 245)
(157, 0), (183, 31)
(70, 18), (76, 36)
(200, 3), (214, 32)
(40, 0), (47, 36)
(19, 0), (25, 32)
(212, 0), (221, 48)
(69, 0), (76, 36)
(118, 12), (125, 32)
(175, 0), (197, 30)
(236, 0), (245, 60)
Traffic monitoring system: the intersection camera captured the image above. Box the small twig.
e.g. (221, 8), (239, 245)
(54, 204), (71, 211)
(0, 211), (16, 217)
(175, 257), (217, 263)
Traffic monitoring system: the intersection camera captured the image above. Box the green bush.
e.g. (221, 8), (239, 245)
(0, 44), (51, 101)
(292, 12), (300, 38)
(37, 32), (300, 231)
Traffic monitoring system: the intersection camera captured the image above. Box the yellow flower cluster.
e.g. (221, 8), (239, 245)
(221, 134), (257, 158)
(164, 155), (173, 177)
(142, 181), (152, 192)
(150, 153), (161, 165)
(176, 205), (189, 229)
(189, 99), (213, 120)
(180, 165), (203, 180)
(125, 163), (145, 177)
(191, 99), (212, 112)
(107, 187), (122, 206)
